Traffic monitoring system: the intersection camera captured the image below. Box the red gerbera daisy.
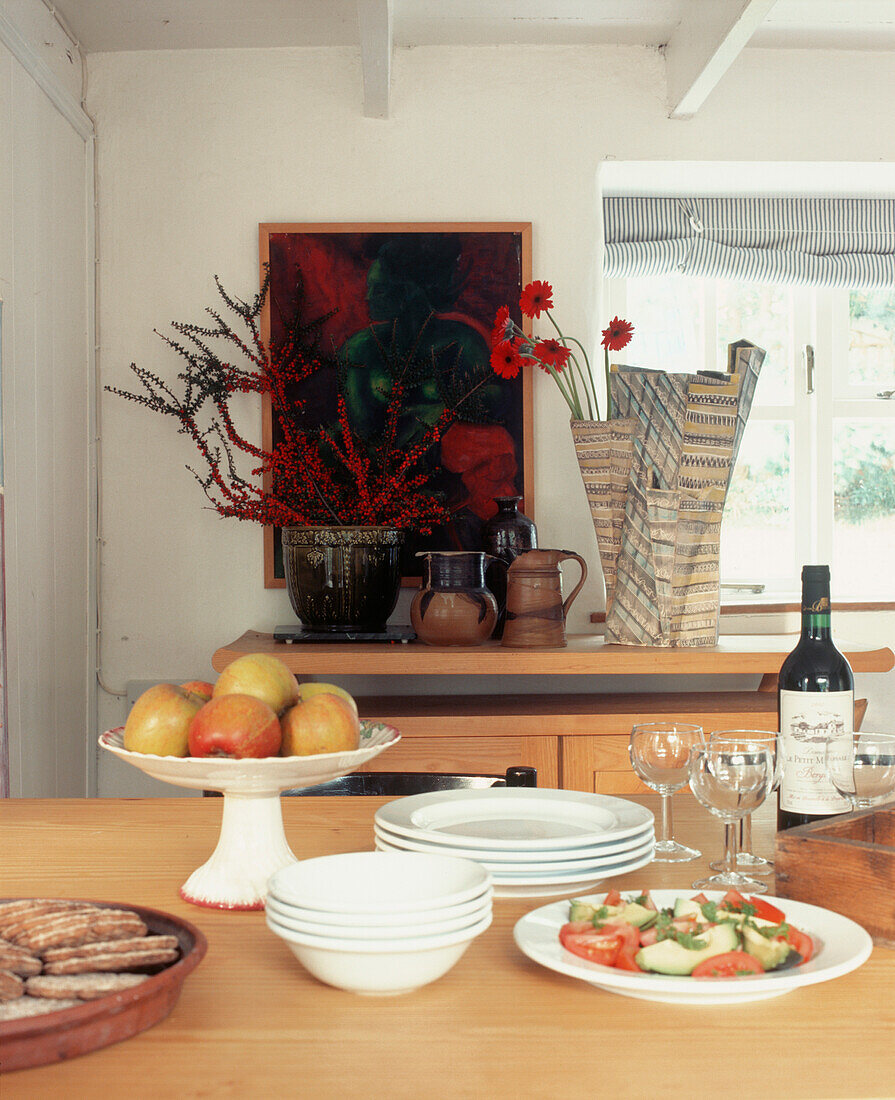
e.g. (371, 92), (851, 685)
(490, 339), (524, 379)
(491, 305), (514, 347)
(519, 280), (554, 319)
(533, 338), (571, 371)
(601, 316), (634, 351)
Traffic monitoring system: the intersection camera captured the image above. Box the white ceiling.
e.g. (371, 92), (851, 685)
(52, 0), (895, 55)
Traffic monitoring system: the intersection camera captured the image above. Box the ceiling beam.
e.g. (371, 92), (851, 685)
(665, 0), (778, 120)
(356, 0), (393, 119)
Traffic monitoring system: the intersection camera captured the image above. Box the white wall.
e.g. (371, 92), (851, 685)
(88, 43), (895, 796)
(0, 0), (93, 795)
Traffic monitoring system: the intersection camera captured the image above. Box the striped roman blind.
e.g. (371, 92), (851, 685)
(603, 196), (895, 288)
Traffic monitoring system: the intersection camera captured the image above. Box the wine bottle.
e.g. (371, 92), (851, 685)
(777, 565), (854, 830)
(778, 572), (853, 827)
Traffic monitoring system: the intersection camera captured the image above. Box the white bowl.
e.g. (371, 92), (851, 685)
(264, 886), (492, 928)
(264, 895), (491, 940)
(267, 851), (491, 914)
(266, 912), (492, 995)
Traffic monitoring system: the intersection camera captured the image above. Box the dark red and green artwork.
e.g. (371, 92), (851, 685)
(262, 224), (532, 582)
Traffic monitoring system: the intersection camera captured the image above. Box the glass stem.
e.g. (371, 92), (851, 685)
(722, 820), (739, 874)
(739, 814), (753, 860)
(660, 791), (673, 845)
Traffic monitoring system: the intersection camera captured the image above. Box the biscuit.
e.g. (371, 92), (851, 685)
(12, 908), (147, 953)
(42, 935), (179, 964)
(0, 946), (42, 977)
(0, 995), (81, 1020)
(43, 944), (180, 975)
(0, 969), (24, 1002)
(25, 973), (149, 1000)
(0, 900), (90, 939)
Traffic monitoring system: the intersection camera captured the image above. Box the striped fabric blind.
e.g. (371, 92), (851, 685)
(603, 197), (895, 288)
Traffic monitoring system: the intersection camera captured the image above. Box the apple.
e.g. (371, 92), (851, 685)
(180, 680), (214, 703)
(280, 693), (361, 756)
(124, 684), (204, 757)
(296, 681), (359, 718)
(213, 653), (299, 715)
(188, 694), (282, 759)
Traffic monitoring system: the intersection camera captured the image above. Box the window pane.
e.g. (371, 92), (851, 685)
(716, 281), (792, 405)
(622, 277), (703, 374)
(721, 421), (795, 586)
(833, 419), (895, 597)
(848, 290), (895, 390)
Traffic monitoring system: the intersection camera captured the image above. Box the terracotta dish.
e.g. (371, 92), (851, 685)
(0, 900), (207, 1073)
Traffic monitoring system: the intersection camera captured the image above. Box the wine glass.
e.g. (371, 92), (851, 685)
(629, 722), (705, 862)
(825, 732), (895, 811)
(688, 742), (774, 893)
(709, 731), (779, 874)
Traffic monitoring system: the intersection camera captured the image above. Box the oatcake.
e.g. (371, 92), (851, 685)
(26, 973), (150, 1000)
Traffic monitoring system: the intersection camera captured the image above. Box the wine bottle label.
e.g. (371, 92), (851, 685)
(779, 689), (853, 814)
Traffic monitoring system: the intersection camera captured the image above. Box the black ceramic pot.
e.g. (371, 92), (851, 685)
(281, 526), (404, 633)
(481, 496), (538, 637)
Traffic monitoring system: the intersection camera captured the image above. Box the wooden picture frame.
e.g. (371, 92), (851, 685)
(259, 222), (533, 587)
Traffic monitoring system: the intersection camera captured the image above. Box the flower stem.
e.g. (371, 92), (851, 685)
(604, 347), (614, 420)
(546, 313), (601, 420)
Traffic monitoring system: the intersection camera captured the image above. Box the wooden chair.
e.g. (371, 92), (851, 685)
(285, 765), (537, 797)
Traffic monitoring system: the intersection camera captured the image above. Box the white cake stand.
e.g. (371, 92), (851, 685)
(99, 722), (400, 911)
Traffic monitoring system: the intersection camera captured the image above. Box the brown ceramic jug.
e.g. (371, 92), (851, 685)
(501, 549), (588, 649)
(411, 551), (502, 646)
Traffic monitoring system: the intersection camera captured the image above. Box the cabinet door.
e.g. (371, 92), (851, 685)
(358, 735), (559, 787)
(562, 736), (650, 795)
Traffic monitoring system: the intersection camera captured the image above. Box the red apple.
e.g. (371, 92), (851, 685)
(280, 693), (361, 756)
(124, 684), (204, 757)
(180, 680), (214, 703)
(189, 694), (282, 759)
(296, 681), (359, 718)
(213, 653), (299, 715)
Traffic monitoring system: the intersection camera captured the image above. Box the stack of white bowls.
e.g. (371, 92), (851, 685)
(265, 851), (492, 995)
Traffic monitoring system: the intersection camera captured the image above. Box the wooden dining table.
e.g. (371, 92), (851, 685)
(1, 794), (893, 1098)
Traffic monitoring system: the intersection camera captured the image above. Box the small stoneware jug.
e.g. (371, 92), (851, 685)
(501, 549), (588, 649)
(411, 551), (502, 647)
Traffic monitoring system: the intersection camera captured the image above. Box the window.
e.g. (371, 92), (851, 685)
(607, 276), (895, 600)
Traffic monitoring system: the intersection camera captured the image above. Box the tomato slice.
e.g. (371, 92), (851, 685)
(748, 896), (786, 923)
(603, 888), (623, 907)
(559, 923), (622, 966)
(721, 888), (749, 908)
(615, 947), (643, 972)
(599, 921), (640, 952)
(777, 925), (814, 963)
(690, 892), (710, 905)
(692, 951), (765, 978)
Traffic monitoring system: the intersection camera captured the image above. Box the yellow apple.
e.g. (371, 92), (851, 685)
(296, 681), (358, 718)
(280, 694), (361, 756)
(213, 653), (299, 715)
(123, 683), (203, 757)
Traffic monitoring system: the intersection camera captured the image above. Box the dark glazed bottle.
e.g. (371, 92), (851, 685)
(481, 496), (537, 638)
(777, 565), (854, 831)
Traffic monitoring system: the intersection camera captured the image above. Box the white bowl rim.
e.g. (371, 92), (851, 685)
(266, 909), (493, 953)
(267, 850), (491, 913)
(264, 885), (493, 926)
(264, 900), (491, 939)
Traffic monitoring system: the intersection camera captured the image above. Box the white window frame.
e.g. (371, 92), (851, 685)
(606, 278), (895, 601)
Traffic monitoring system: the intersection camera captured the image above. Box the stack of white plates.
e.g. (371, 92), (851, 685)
(265, 851), (492, 994)
(374, 788), (656, 898)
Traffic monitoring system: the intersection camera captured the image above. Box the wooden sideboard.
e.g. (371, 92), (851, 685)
(212, 632), (894, 793)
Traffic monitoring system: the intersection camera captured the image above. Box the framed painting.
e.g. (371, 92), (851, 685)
(259, 222), (533, 586)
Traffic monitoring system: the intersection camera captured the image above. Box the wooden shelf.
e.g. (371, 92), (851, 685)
(213, 630), (894, 677)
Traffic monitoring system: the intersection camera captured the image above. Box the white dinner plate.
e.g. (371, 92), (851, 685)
(375, 789), (653, 851)
(372, 820), (655, 865)
(373, 825), (656, 874)
(513, 889), (874, 1005)
(374, 839), (655, 898)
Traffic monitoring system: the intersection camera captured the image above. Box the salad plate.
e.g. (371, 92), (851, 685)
(375, 789), (653, 851)
(99, 722), (400, 910)
(513, 889), (873, 1005)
